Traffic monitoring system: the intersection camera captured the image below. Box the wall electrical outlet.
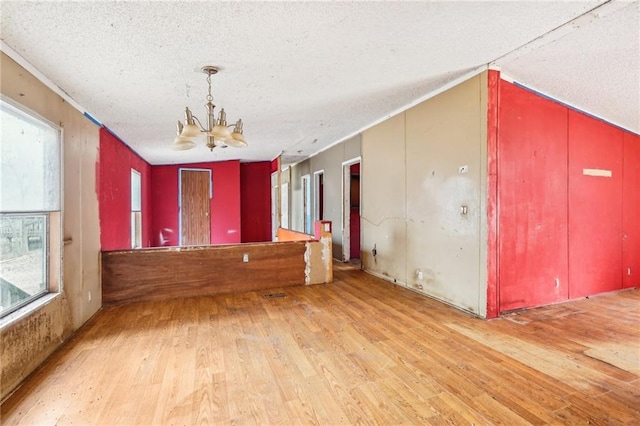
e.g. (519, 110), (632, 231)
(243, 253), (249, 262)
(87, 291), (92, 302)
(417, 271), (424, 280)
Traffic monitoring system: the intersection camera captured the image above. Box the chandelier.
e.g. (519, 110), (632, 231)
(172, 66), (247, 151)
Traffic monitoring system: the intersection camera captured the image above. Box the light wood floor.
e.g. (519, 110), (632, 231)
(2, 264), (639, 425)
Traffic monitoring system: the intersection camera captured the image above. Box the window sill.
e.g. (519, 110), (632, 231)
(0, 292), (61, 330)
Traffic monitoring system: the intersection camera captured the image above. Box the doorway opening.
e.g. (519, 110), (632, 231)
(342, 158), (361, 263)
(314, 170), (324, 223)
(302, 174), (312, 234)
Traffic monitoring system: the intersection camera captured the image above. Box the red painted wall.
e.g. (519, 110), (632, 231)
(150, 161), (241, 246)
(486, 69), (500, 319)
(568, 111), (624, 298)
(240, 162), (272, 243)
(150, 165), (179, 247)
(98, 128), (151, 250)
(497, 81), (569, 311)
(494, 79), (637, 314)
(623, 132), (640, 288)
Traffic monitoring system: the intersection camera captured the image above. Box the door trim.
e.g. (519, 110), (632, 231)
(342, 157), (361, 262)
(178, 168), (212, 246)
(313, 169), (324, 223)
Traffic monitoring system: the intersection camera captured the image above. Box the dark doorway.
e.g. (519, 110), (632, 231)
(349, 163), (361, 260)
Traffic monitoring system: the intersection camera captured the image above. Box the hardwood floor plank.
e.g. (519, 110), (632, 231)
(445, 322), (617, 395)
(351, 381), (414, 424)
(2, 267), (638, 425)
(426, 392), (487, 425)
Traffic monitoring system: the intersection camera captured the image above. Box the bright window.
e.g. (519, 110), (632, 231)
(131, 169), (142, 248)
(0, 98), (61, 318)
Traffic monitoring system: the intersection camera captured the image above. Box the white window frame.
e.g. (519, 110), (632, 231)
(130, 169), (142, 249)
(301, 174), (312, 235)
(0, 96), (62, 320)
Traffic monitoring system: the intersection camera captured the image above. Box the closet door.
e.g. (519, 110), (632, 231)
(180, 169), (211, 246)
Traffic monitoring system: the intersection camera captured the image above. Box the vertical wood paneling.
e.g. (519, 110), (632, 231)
(497, 81), (569, 312)
(181, 170), (210, 246)
(622, 132), (639, 288)
(568, 111), (624, 299)
(101, 242), (307, 305)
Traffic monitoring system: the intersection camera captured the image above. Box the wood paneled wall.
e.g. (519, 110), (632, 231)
(102, 242), (307, 305)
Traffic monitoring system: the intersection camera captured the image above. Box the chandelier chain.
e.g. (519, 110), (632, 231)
(206, 73), (213, 103)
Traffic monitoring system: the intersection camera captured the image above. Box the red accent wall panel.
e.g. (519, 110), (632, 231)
(98, 128), (152, 250)
(568, 111), (624, 298)
(240, 162), (272, 243)
(150, 161), (241, 246)
(486, 69), (500, 319)
(150, 165), (179, 246)
(622, 131), (640, 288)
(497, 81), (569, 312)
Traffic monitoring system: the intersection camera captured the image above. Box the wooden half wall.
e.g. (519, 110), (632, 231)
(102, 239), (331, 305)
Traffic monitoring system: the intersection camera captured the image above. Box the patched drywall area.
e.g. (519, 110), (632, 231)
(304, 241), (327, 285)
(361, 73), (488, 316)
(0, 52), (101, 400)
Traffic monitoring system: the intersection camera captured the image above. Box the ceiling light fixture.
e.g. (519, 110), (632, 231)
(172, 66), (247, 151)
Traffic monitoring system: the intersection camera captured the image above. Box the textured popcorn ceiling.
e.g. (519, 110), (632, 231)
(1, 1), (637, 165)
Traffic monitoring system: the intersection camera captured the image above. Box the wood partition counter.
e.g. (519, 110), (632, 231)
(102, 241), (308, 305)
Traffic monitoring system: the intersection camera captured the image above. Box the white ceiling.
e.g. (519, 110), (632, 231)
(1, 1), (638, 165)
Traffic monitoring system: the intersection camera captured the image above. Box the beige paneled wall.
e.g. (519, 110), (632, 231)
(361, 114), (407, 284)
(0, 53), (101, 400)
(290, 160), (311, 232)
(289, 135), (361, 260)
(362, 73), (488, 316)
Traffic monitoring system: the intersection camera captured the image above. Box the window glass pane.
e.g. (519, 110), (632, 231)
(131, 211), (142, 249)
(0, 101), (60, 212)
(0, 214), (47, 315)
(131, 169), (141, 212)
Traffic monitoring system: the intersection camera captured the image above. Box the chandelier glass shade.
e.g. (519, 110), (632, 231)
(172, 66), (247, 151)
